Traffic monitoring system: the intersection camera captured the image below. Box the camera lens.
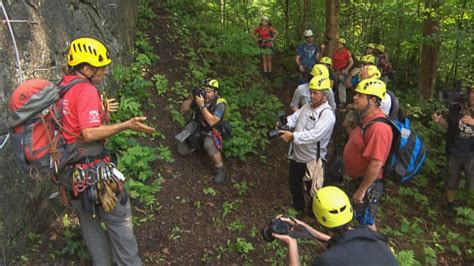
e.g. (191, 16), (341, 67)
(261, 226), (276, 242)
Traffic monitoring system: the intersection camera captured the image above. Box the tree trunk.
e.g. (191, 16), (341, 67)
(220, 0), (226, 30)
(284, 0), (290, 48)
(419, 0), (441, 99)
(324, 0), (339, 56)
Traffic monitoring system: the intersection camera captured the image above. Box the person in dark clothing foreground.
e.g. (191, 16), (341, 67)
(272, 186), (399, 266)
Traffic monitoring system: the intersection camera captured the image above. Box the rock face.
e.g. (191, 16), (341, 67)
(0, 0), (138, 260)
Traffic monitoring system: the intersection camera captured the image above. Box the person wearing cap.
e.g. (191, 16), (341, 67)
(343, 78), (393, 231)
(272, 186), (399, 265)
(295, 29), (322, 85)
(279, 76), (336, 215)
(252, 16), (279, 77)
(332, 37), (354, 108)
(180, 78), (229, 184)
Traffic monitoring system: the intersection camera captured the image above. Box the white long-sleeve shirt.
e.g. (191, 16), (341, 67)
(286, 102), (336, 163)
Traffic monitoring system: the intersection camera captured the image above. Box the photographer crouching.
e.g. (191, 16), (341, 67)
(278, 75), (335, 215)
(268, 186), (398, 265)
(179, 78), (230, 184)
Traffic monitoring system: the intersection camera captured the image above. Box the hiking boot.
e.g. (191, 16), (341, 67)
(442, 203), (456, 218)
(214, 166), (226, 184)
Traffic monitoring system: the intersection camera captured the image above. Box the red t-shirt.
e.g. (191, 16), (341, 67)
(60, 75), (104, 144)
(343, 112), (393, 178)
(254, 26), (275, 40)
(332, 48), (352, 71)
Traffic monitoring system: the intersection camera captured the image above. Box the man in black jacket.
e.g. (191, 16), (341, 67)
(272, 186), (399, 265)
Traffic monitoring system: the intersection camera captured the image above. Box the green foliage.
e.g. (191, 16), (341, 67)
(203, 186), (217, 196)
(157, 144), (175, 163)
(222, 200), (240, 218)
(454, 206), (474, 226)
(153, 74), (169, 96)
(233, 180), (249, 196)
(396, 250), (422, 266)
(231, 238), (254, 255)
(228, 219), (245, 232)
(400, 217), (424, 236)
(398, 187), (429, 206)
(119, 146), (158, 181)
(50, 214), (89, 261)
(127, 177), (163, 208)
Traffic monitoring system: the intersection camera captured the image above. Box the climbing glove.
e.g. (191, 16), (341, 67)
(98, 181), (118, 213)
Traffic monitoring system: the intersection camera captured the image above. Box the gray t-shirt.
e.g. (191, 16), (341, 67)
(290, 83), (310, 109)
(290, 83), (336, 111)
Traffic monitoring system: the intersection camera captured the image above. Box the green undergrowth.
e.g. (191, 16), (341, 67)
(24, 0), (473, 264)
(164, 0), (284, 160)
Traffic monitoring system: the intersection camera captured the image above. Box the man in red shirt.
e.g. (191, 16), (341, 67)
(343, 78), (392, 231)
(332, 37), (353, 107)
(60, 37), (155, 265)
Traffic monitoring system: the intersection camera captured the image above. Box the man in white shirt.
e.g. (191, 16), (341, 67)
(280, 75), (336, 214)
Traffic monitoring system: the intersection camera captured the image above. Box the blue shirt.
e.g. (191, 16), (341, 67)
(297, 43), (320, 70)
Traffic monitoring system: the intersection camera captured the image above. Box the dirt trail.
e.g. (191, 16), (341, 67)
(134, 5), (300, 264)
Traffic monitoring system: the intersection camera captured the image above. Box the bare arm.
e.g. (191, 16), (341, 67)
(180, 96), (194, 114)
(251, 30), (258, 41)
(272, 234), (301, 266)
(195, 95), (221, 127)
(295, 55), (301, 66)
(353, 158), (383, 203)
(271, 28), (279, 40)
(200, 107), (221, 127)
(432, 113), (448, 129)
(344, 57), (354, 73)
(82, 117), (155, 142)
(316, 51), (322, 62)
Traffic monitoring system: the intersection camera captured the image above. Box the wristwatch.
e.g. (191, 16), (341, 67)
(199, 105), (206, 111)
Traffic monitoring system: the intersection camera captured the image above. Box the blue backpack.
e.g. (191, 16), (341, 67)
(362, 116), (427, 183)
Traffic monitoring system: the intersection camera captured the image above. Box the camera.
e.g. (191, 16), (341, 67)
(267, 111), (290, 140)
(261, 217), (291, 242)
(192, 87), (205, 98)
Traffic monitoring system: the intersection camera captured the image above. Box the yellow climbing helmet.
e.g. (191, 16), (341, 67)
(67, 37), (112, 67)
(310, 64), (329, 78)
(376, 44), (385, 53)
(320, 57), (332, 67)
(309, 75), (331, 91)
(201, 78), (219, 90)
(312, 186), (353, 228)
(366, 65), (381, 79)
(337, 37), (346, 45)
(355, 78), (386, 100)
(367, 43), (376, 49)
(360, 54), (376, 65)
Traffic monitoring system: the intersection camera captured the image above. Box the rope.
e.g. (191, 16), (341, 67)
(0, 133), (9, 150)
(0, 1), (25, 151)
(0, 2), (24, 82)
